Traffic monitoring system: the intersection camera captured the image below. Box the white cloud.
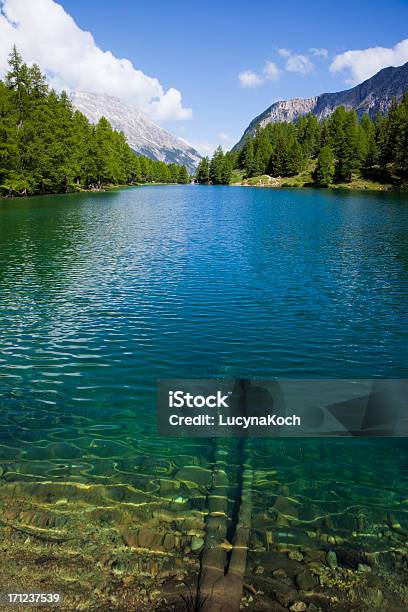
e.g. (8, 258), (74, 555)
(286, 54), (313, 75)
(263, 60), (280, 81)
(0, 0), (192, 121)
(238, 60), (280, 88)
(330, 38), (408, 84)
(309, 47), (328, 59)
(278, 49), (314, 75)
(238, 70), (264, 88)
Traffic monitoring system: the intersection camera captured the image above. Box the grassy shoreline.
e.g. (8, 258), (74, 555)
(0, 181), (186, 200)
(231, 176), (395, 192)
(230, 166), (398, 192)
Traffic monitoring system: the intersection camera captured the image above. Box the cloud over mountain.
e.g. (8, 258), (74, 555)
(330, 38), (408, 84)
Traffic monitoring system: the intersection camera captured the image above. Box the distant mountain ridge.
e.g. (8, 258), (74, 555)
(71, 91), (201, 173)
(234, 62), (408, 149)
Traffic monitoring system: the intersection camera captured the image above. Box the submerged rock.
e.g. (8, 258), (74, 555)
(175, 466), (212, 487)
(274, 496), (299, 519)
(288, 550), (304, 562)
(295, 570), (317, 590)
(140, 528), (163, 549)
(163, 533), (177, 552)
(336, 546), (367, 569)
(289, 602), (307, 611)
(191, 536), (204, 551)
(122, 529), (138, 548)
(326, 550), (337, 569)
(272, 583), (299, 608)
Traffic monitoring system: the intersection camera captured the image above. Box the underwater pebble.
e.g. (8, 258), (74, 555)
(326, 550), (337, 569)
(357, 563), (371, 573)
(254, 565), (264, 575)
(191, 536), (204, 551)
(289, 602), (307, 612)
(288, 550), (304, 562)
(295, 571), (317, 591)
(122, 530), (138, 548)
(150, 561), (158, 577)
(175, 466), (212, 487)
(162, 533), (175, 551)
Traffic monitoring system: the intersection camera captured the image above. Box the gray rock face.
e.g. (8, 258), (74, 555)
(234, 61), (408, 149)
(70, 91), (201, 173)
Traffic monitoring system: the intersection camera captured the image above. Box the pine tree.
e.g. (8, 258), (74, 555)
(268, 135), (287, 176)
(221, 152), (233, 184)
(178, 165), (190, 184)
(253, 126), (272, 174)
(394, 92), (408, 181)
(297, 113), (321, 157)
(196, 156), (210, 183)
(168, 163), (180, 183)
(210, 146), (225, 184)
(360, 113), (378, 175)
(313, 146), (335, 186)
(243, 137), (255, 177)
(283, 137), (305, 176)
(328, 107), (359, 182)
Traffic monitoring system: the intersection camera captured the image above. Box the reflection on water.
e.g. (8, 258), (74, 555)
(0, 186), (407, 609)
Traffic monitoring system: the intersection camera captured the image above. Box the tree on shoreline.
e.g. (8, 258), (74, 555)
(196, 148), (232, 185)
(177, 165), (190, 184)
(0, 47), (189, 196)
(233, 96), (408, 187)
(196, 156), (210, 183)
(313, 146), (335, 187)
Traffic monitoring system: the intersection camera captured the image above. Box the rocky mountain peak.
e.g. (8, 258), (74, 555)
(70, 91), (201, 173)
(234, 61), (408, 149)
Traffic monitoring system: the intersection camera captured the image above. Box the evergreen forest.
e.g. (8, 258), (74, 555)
(0, 47), (190, 196)
(196, 94), (408, 187)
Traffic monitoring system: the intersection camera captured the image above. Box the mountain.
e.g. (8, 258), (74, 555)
(233, 61), (408, 149)
(70, 91), (201, 173)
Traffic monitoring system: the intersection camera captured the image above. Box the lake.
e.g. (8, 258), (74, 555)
(0, 185), (407, 609)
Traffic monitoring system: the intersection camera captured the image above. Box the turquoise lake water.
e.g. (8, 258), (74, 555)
(0, 185), (407, 561)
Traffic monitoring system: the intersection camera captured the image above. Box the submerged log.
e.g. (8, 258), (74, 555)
(199, 440), (253, 612)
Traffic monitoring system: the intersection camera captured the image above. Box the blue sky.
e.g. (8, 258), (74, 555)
(1, 0), (408, 153)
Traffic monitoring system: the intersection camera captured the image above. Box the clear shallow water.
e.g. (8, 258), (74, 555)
(0, 185), (407, 561)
